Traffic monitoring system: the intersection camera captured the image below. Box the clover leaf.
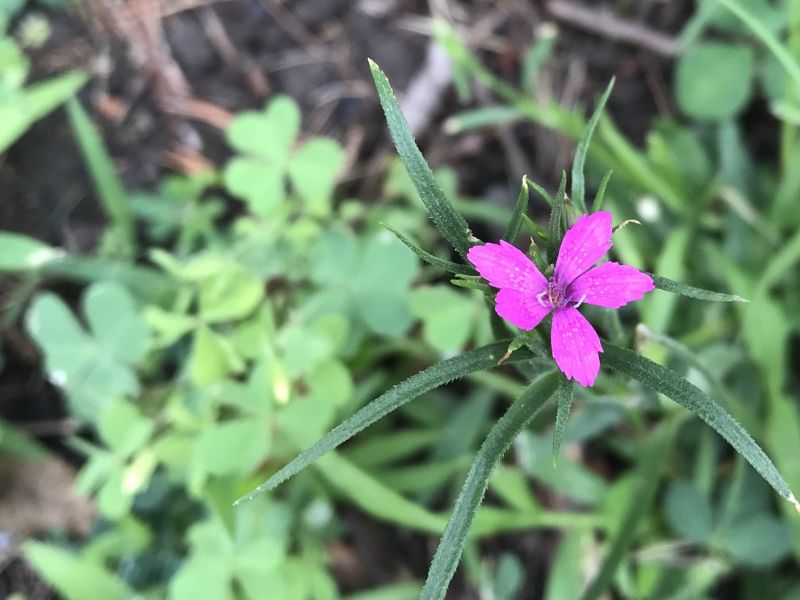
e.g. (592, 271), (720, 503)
(410, 286), (478, 354)
(675, 43), (755, 121)
(26, 282), (151, 420)
(224, 95), (344, 217)
(307, 227), (420, 336)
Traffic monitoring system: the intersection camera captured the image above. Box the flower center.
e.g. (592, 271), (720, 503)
(536, 279), (586, 310)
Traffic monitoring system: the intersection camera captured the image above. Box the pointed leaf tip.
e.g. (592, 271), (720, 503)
(791, 494), (800, 516)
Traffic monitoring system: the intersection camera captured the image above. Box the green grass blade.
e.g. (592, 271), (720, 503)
(572, 79), (615, 213)
(580, 418), (675, 600)
(41, 256), (177, 302)
(591, 170), (613, 213)
(650, 274), (749, 302)
(66, 99), (135, 258)
(547, 171), (568, 265)
(521, 26), (557, 95)
(235, 342), (541, 504)
(370, 59), (475, 259)
(503, 176), (530, 242)
(420, 372), (560, 600)
(444, 106), (523, 134)
(381, 223), (472, 275)
(314, 451), (447, 532)
(0, 232), (63, 271)
(526, 178), (554, 208)
(552, 377), (574, 465)
(602, 342), (796, 505)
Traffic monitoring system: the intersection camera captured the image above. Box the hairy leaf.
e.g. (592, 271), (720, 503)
(572, 79), (615, 212)
(503, 177), (530, 243)
(650, 274), (749, 302)
(382, 223), (472, 275)
(421, 372), (559, 600)
(603, 342), (794, 504)
(547, 171), (568, 265)
(552, 378), (575, 465)
(236, 342), (540, 504)
(370, 60), (475, 259)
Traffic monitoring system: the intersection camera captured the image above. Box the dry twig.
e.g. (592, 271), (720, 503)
(547, 0), (679, 57)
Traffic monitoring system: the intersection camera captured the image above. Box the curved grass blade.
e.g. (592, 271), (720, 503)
(370, 59), (475, 259)
(591, 170), (613, 213)
(572, 79), (615, 213)
(580, 418), (675, 600)
(381, 223), (472, 275)
(552, 377), (574, 465)
(650, 274), (749, 303)
(236, 342), (541, 505)
(421, 372), (560, 600)
(602, 341), (797, 506)
(547, 171), (568, 265)
(503, 176), (530, 243)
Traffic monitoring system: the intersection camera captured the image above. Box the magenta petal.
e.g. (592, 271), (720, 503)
(467, 241), (547, 294)
(554, 211), (613, 286)
(550, 307), (603, 387)
(495, 288), (552, 330)
(568, 262), (655, 309)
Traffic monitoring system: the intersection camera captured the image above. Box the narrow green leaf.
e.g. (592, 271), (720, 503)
(572, 79), (615, 213)
(650, 274), (749, 303)
(66, 99), (134, 257)
(603, 342), (795, 504)
(0, 71), (87, 153)
(580, 418), (675, 600)
(343, 429), (439, 468)
(313, 451), (446, 533)
(420, 372), (560, 600)
(0, 232), (63, 271)
(369, 60), (475, 258)
(235, 341), (540, 504)
(41, 256), (176, 302)
(381, 223), (472, 275)
(444, 106), (523, 134)
(503, 176), (530, 243)
(521, 26), (557, 95)
(547, 171), (568, 265)
(552, 377), (574, 465)
(591, 170), (613, 213)
(526, 178), (554, 208)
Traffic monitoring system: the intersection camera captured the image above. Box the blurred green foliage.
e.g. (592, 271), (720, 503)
(1, 1), (800, 598)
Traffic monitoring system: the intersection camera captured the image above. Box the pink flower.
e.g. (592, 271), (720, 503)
(467, 211), (654, 387)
